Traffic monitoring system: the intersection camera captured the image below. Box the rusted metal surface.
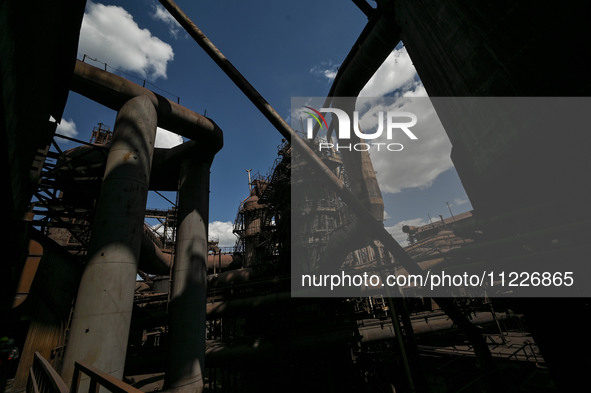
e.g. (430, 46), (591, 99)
(139, 232), (172, 276)
(206, 254), (237, 272)
(71, 60), (222, 149)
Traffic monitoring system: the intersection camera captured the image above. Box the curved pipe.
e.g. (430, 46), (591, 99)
(139, 233), (171, 276)
(329, 5), (400, 99)
(71, 60), (223, 151)
(324, 5), (401, 222)
(206, 254), (240, 273)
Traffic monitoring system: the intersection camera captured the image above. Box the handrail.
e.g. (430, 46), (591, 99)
(27, 352), (69, 393)
(27, 352), (142, 393)
(70, 361), (144, 393)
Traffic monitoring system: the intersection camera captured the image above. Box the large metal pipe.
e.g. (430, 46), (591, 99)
(165, 155), (212, 393)
(60, 95), (157, 386)
(71, 60), (222, 150)
(139, 232), (171, 276)
(206, 254), (238, 273)
(151, 140), (223, 191)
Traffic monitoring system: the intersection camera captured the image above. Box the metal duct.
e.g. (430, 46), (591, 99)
(71, 60), (222, 150)
(61, 95), (158, 387)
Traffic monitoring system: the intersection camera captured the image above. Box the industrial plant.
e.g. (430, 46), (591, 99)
(2, 1), (590, 393)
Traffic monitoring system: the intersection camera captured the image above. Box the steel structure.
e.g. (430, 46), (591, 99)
(2, 1), (590, 393)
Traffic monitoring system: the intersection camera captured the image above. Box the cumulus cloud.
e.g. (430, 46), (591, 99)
(209, 221), (238, 248)
(355, 96), (453, 194)
(78, 1), (174, 80)
(56, 118), (78, 139)
(402, 82), (428, 98)
(151, 2), (183, 39)
(335, 43), (451, 194)
(155, 127), (183, 148)
(299, 45), (452, 195)
(451, 197), (469, 207)
(359, 46), (421, 98)
(385, 217), (429, 245)
(310, 60), (340, 83)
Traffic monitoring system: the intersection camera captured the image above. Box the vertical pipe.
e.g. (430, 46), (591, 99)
(165, 155), (212, 393)
(61, 95), (157, 385)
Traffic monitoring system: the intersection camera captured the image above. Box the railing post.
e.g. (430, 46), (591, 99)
(70, 365), (81, 393)
(28, 367), (40, 393)
(88, 378), (99, 393)
(28, 353), (69, 393)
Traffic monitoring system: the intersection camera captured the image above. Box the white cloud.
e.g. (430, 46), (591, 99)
(359, 46), (420, 98)
(356, 97), (453, 194)
(78, 1), (174, 80)
(151, 3), (183, 39)
(155, 127), (183, 148)
(208, 221), (237, 248)
(310, 61), (340, 83)
(385, 217), (429, 245)
(452, 197), (469, 207)
(56, 118), (78, 138)
(402, 82), (428, 98)
(302, 45), (451, 195)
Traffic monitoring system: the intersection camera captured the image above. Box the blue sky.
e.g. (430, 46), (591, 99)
(55, 0), (472, 247)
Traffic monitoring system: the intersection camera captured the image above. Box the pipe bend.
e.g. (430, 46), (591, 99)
(71, 60), (223, 153)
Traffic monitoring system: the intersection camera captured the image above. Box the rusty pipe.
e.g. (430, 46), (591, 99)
(139, 233), (172, 276)
(206, 254), (238, 272)
(71, 60), (223, 150)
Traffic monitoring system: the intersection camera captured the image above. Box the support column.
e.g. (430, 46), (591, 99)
(61, 95), (157, 384)
(165, 154), (212, 393)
